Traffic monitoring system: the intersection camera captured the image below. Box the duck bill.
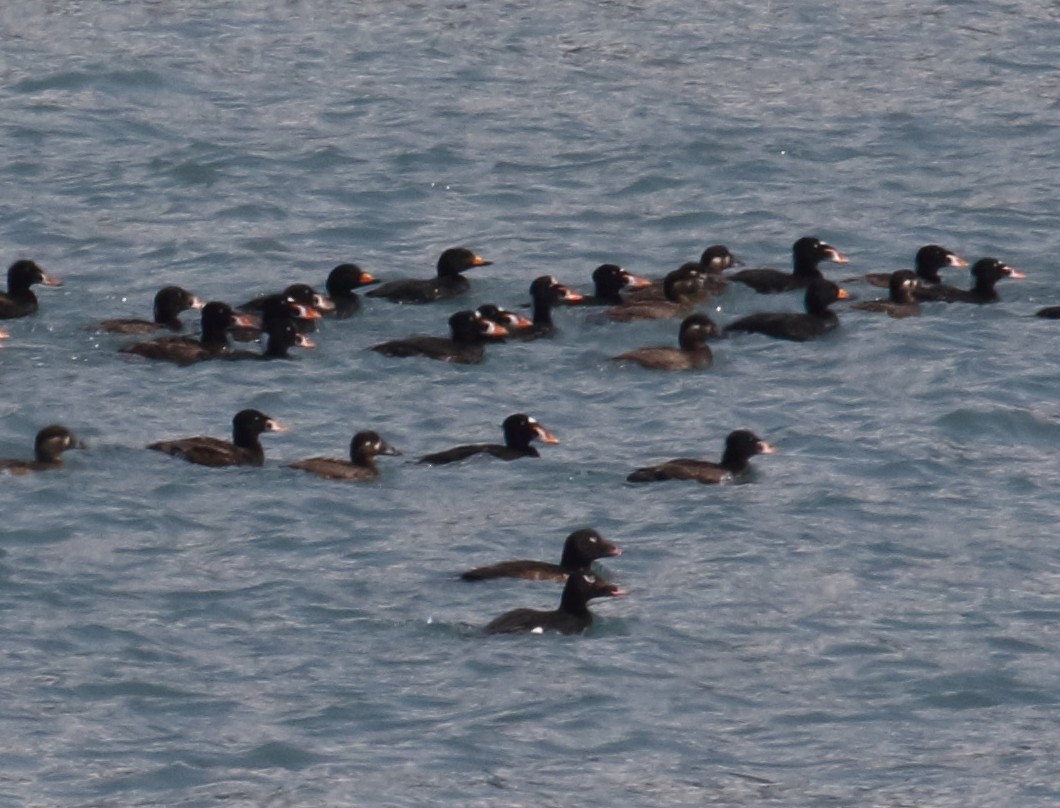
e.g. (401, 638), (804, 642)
(607, 587), (629, 597)
(483, 321), (508, 338)
(625, 273), (653, 289)
(231, 314), (259, 328)
(0, 330), (8, 339)
(836, 287), (851, 300)
(312, 294), (336, 312)
(470, 255), (492, 268)
(533, 425), (560, 445)
(360, 272), (378, 286)
(381, 443), (403, 456)
(292, 304), (322, 320)
(265, 419), (288, 433)
(190, 296), (207, 310)
(40, 271), (63, 287)
(824, 247), (849, 265)
(949, 255), (969, 268)
(1006, 267), (1027, 279)
(295, 334), (316, 349)
(757, 440), (777, 455)
(506, 312), (533, 328)
(558, 286), (584, 302)
(606, 546), (623, 557)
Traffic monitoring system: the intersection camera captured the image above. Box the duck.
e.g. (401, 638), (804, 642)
(119, 301), (255, 365)
(728, 237), (848, 293)
(239, 283), (335, 316)
(484, 571), (627, 635)
(0, 260), (63, 319)
(365, 247), (491, 304)
(370, 309), (506, 364)
(325, 263), (378, 318)
(147, 409), (285, 467)
(566, 264), (651, 306)
(511, 275), (584, 339)
(461, 528), (621, 581)
(288, 431), (401, 480)
(627, 429), (775, 484)
(95, 286), (205, 334)
(475, 304), (533, 336)
(625, 245), (741, 303)
(222, 319), (316, 360)
(726, 279), (849, 341)
(851, 270), (920, 318)
(228, 295), (322, 342)
(605, 267), (706, 322)
(610, 313), (719, 370)
(419, 413), (558, 465)
(919, 258), (1024, 303)
(864, 244), (967, 292)
(0, 426), (85, 475)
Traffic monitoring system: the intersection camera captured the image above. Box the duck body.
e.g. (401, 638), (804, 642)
(512, 275), (583, 340)
(461, 528), (621, 581)
(625, 245), (740, 303)
(0, 425), (84, 475)
(120, 302), (253, 365)
(484, 571), (626, 635)
(419, 414), (558, 465)
(852, 270), (920, 318)
(289, 431), (400, 480)
(611, 313), (718, 370)
(325, 264), (377, 318)
(366, 247), (490, 304)
(0, 260), (63, 319)
(728, 237), (847, 294)
(222, 319), (315, 360)
(606, 267), (704, 322)
(567, 264), (651, 306)
(148, 409), (284, 467)
(371, 310), (505, 364)
(96, 286), (205, 334)
(920, 258), (1024, 303)
(628, 429), (775, 484)
(726, 280), (848, 341)
(864, 245), (967, 291)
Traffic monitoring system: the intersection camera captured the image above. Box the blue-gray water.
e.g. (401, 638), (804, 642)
(2, 2), (1060, 805)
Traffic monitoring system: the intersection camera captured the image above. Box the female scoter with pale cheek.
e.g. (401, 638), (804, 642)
(0, 260), (63, 319)
(148, 409), (285, 468)
(95, 286), (205, 334)
(119, 301), (255, 365)
(419, 413), (558, 465)
(461, 528), (621, 581)
(288, 431), (401, 481)
(484, 571), (627, 635)
(0, 426), (85, 475)
(626, 244), (741, 303)
(611, 313), (720, 370)
(851, 270), (920, 318)
(728, 237), (847, 294)
(366, 247), (491, 304)
(628, 429), (775, 484)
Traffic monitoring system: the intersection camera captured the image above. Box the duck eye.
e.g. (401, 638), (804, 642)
(589, 536), (598, 543)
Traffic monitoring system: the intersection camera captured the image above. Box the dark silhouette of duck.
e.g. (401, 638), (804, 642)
(728, 237), (848, 294)
(726, 279), (849, 341)
(119, 301), (255, 365)
(512, 275), (584, 339)
(626, 245), (741, 303)
(325, 264), (378, 318)
(611, 313), (719, 370)
(419, 413), (558, 465)
(628, 429), (775, 484)
(461, 528), (621, 581)
(484, 571), (627, 635)
(288, 431), (401, 480)
(222, 319), (316, 360)
(920, 258), (1024, 303)
(370, 309), (506, 364)
(606, 267), (706, 322)
(148, 409), (285, 468)
(475, 304), (533, 336)
(0, 260), (63, 319)
(366, 247), (491, 304)
(95, 286), (205, 334)
(0, 426), (85, 475)
(864, 245), (967, 293)
(851, 270), (920, 318)
(566, 264), (651, 306)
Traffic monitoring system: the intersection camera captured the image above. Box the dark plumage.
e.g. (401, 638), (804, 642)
(365, 247), (491, 304)
(484, 571), (626, 635)
(851, 270), (920, 318)
(239, 283), (335, 316)
(1035, 306), (1060, 319)
(0, 260), (63, 319)
(325, 263), (377, 318)
(95, 286), (205, 334)
(0, 426), (85, 475)
(611, 313), (719, 370)
(370, 309), (506, 364)
(288, 431), (401, 480)
(567, 264), (651, 306)
(606, 267), (705, 322)
(119, 301), (254, 365)
(726, 279), (849, 341)
(222, 319), (315, 360)
(419, 413), (559, 465)
(148, 409), (285, 468)
(627, 429), (775, 484)
(229, 296), (322, 342)
(728, 237), (847, 294)
(475, 303), (533, 336)
(920, 258), (1024, 304)
(461, 528), (622, 581)
(865, 245), (967, 291)
(626, 245), (741, 303)
(512, 275), (583, 339)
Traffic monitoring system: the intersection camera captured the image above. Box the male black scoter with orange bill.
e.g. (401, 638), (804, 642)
(325, 263), (378, 318)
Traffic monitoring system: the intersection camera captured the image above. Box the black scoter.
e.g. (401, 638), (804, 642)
(461, 528), (621, 581)
(628, 429), (775, 484)
(288, 431), (401, 480)
(370, 309), (506, 364)
(0, 426), (85, 475)
(851, 270), (920, 318)
(728, 237), (847, 294)
(419, 413), (558, 465)
(95, 286), (205, 334)
(484, 571), (626, 635)
(606, 266), (706, 322)
(626, 245), (741, 303)
(325, 263), (378, 318)
(611, 313), (719, 370)
(365, 247), (491, 304)
(726, 279), (849, 341)
(148, 409), (285, 467)
(119, 301), (254, 365)
(0, 260), (63, 319)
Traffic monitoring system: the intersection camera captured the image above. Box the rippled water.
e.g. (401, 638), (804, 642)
(3, 2), (1060, 805)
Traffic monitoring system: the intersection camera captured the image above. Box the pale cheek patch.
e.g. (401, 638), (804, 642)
(531, 627), (544, 635)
